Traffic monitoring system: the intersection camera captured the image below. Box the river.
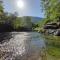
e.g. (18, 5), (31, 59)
(0, 32), (46, 60)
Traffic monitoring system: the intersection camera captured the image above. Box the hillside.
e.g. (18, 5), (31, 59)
(21, 16), (43, 23)
(31, 17), (43, 23)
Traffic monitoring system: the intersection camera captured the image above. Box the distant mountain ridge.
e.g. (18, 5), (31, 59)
(31, 17), (43, 23)
(22, 16), (43, 23)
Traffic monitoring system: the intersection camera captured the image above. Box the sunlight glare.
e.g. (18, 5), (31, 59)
(17, 0), (24, 9)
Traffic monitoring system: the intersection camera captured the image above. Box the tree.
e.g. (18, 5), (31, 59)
(41, 0), (60, 22)
(0, 1), (3, 14)
(12, 17), (22, 29)
(0, 1), (4, 22)
(21, 16), (32, 29)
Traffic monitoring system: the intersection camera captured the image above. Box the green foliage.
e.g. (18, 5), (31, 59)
(47, 46), (60, 57)
(35, 0), (60, 32)
(43, 35), (60, 59)
(0, 1), (32, 31)
(41, 0), (60, 21)
(0, 1), (4, 22)
(21, 16), (32, 29)
(0, 1), (3, 13)
(12, 17), (22, 29)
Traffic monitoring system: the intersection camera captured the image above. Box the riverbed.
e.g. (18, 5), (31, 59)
(0, 32), (46, 60)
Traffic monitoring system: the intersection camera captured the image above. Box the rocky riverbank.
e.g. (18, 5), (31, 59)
(43, 22), (60, 36)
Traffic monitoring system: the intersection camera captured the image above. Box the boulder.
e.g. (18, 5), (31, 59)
(44, 25), (58, 29)
(44, 22), (59, 29)
(43, 22), (60, 36)
(44, 29), (56, 35)
(48, 29), (56, 34)
(54, 29), (60, 36)
(57, 22), (60, 28)
(47, 22), (57, 25)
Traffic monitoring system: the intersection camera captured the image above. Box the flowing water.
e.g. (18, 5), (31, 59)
(0, 32), (46, 60)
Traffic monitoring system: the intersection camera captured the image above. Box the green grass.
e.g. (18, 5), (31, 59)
(42, 35), (60, 59)
(47, 46), (60, 57)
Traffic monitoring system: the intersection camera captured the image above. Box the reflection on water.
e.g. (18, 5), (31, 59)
(0, 32), (46, 60)
(43, 35), (60, 60)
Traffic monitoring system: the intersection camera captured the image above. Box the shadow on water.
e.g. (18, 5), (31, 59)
(0, 32), (12, 44)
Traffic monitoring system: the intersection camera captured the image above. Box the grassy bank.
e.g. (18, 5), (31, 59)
(43, 35), (60, 60)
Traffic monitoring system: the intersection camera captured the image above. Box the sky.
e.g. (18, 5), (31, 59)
(3, 0), (44, 18)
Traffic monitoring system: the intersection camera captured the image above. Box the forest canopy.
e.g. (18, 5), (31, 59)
(0, 1), (32, 32)
(41, 0), (60, 21)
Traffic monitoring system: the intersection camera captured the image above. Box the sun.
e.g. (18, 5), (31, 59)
(17, 0), (24, 9)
